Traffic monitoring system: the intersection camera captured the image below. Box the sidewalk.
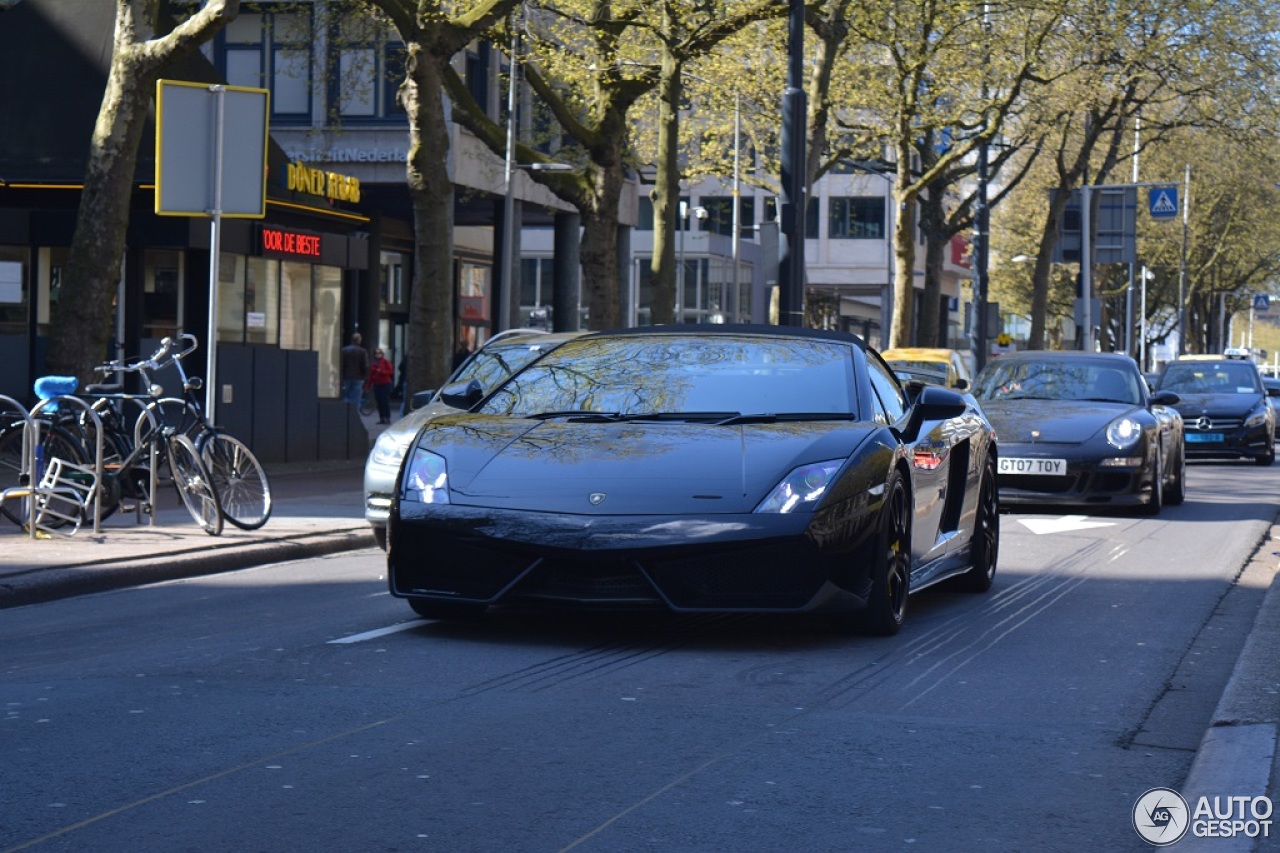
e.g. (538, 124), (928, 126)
(0, 410), (392, 609)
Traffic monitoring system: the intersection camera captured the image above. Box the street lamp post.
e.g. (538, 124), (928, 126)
(498, 22), (521, 334)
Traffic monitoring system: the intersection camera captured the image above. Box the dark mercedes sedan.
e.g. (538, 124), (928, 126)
(1153, 358), (1276, 465)
(972, 351), (1185, 512)
(388, 326), (1000, 635)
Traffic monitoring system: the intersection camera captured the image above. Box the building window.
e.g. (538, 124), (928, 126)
(0, 248), (28, 332)
(328, 5), (406, 124)
(465, 43), (490, 115)
(829, 197), (886, 239)
(380, 251), (407, 307)
(245, 257), (280, 345)
(216, 253), (247, 342)
(142, 249), (183, 341)
(518, 257), (555, 328)
(699, 196), (755, 237)
(219, 8), (313, 125)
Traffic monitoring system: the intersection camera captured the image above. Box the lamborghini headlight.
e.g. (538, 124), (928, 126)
(402, 447), (450, 504)
(1105, 416), (1142, 449)
(755, 460), (842, 513)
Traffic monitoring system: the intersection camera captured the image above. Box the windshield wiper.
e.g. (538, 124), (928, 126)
(528, 410), (623, 421)
(716, 412), (856, 425)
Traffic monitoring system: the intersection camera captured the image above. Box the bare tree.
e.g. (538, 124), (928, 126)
(48, 0), (240, 383)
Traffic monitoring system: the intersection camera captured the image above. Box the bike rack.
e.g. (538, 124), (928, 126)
(24, 396), (105, 537)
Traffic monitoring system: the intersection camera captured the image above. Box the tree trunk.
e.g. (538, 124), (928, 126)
(580, 160), (624, 330)
(402, 47), (455, 394)
(649, 51), (681, 326)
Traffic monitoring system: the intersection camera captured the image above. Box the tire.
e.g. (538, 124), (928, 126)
(359, 393), (376, 417)
(858, 469), (911, 636)
(1165, 446), (1186, 506)
(409, 598), (486, 621)
(956, 458), (999, 593)
(1140, 455), (1163, 516)
(141, 398), (201, 442)
(372, 525), (387, 551)
(0, 423), (91, 529)
(199, 432), (272, 530)
(166, 434), (223, 536)
(1255, 441), (1275, 467)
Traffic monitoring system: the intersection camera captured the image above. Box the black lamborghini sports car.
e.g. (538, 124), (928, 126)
(388, 326), (1000, 635)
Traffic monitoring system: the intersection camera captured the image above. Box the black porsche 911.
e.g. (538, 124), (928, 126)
(971, 351), (1185, 512)
(387, 326), (1000, 635)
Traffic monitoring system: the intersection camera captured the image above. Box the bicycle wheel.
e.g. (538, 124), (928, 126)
(199, 431), (272, 530)
(166, 433), (223, 536)
(359, 392), (376, 416)
(0, 423), (91, 528)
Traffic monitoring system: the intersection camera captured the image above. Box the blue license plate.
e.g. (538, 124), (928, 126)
(1186, 433), (1223, 443)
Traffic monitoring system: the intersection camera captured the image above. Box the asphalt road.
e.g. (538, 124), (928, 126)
(2, 459), (1278, 852)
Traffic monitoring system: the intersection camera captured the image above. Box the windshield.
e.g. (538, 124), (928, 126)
(478, 334), (858, 417)
(451, 342), (555, 394)
(973, 359), (1141, 404)
(1159, 362), (1262, 395)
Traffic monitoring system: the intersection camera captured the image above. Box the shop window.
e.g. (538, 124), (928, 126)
(279, 261), (312, 350)
(0, 247), (28, 332)
(216, 253), (246, 343)
(218, 8), (312, 125)
(380, 251), (407, 307)
(142, 249), (183, 341)
(314, 266), (342, 398)
(245, 257), (280, 345)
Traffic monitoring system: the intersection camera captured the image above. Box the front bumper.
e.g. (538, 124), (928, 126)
(1182, 421), (1271, 460)
(387, 502), (878, 614)
(995, 444), (1153, 507)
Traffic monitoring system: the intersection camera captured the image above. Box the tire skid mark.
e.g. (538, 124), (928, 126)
(458, 614), (752, 695)
(813, 539), (1108, 710)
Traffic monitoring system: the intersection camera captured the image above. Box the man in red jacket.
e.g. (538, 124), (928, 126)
(366, 347), (396, 424)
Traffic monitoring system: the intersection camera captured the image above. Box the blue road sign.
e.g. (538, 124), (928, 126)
(1254, 294), (1270, 311)
(1149, 186), (1178, 220)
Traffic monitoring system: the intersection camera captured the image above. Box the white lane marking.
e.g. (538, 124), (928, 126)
(1017, 514), (1116, 535)
(328, 621), (422, 644)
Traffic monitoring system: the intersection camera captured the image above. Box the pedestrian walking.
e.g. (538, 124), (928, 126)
(367, 346), (396, 424)
(341, 332), (370, 407)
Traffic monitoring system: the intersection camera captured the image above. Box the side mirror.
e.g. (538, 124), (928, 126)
(408, 389), (437, 412)
(1150, 390), (1180, 406)
(903, 385), (968, 439)
(953, 378), (970, 391)
(438, 379), (485, 410)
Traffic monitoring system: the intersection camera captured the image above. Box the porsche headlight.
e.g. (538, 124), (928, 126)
(369, 429), (415, 472)
(402, 447), (450, 504)
(755, 460), (842, 513)
(1105, 416), (1142, 449)
(1244, 405), (1268, 428)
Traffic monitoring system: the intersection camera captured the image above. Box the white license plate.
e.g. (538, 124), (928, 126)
(999, 457), (1067, 476)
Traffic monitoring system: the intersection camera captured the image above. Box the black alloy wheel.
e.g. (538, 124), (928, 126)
(858, 469), (911, 636)
(1256, 440), (1275, 467)
(1166, 447), (1186, 506)
(956, 457), (999, 593)
(1140, 455), (1163, 516)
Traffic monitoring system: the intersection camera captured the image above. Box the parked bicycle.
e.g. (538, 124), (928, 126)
(125, 334), (273, 530)
(0, 337), (224, 535)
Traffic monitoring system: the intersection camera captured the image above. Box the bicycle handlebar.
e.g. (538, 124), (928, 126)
(93, 334), (200, 376)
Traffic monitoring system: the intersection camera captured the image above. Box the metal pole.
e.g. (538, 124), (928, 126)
(206, 85), (225, 427)
(1178, 164), (1190, 355)
(498, 24), (519, 334)
(1081, 183), (1093, 352)
(971, 4), (991, 371)
(678, 200), (687, 322)
(730, 94), (741, 322)
(776, 0), (806, 327)
(1140, 265), (1149, 372)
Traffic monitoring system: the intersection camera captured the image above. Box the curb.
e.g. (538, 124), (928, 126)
(1176, 524), (1280, 851)
(0, 528), (376, 609)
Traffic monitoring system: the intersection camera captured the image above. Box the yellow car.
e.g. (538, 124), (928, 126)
(880, 347), (973, 390)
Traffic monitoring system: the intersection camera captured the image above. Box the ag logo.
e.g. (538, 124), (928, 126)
(1133, 787), (1189, 845)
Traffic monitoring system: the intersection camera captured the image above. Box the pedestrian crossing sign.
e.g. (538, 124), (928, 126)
(1149, 186), (1178, 220)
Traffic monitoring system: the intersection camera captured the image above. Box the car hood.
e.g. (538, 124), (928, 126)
(411, 417), (878, 514)
(978, 399), (1138, 444)
(1167, 392), (1262, 418)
